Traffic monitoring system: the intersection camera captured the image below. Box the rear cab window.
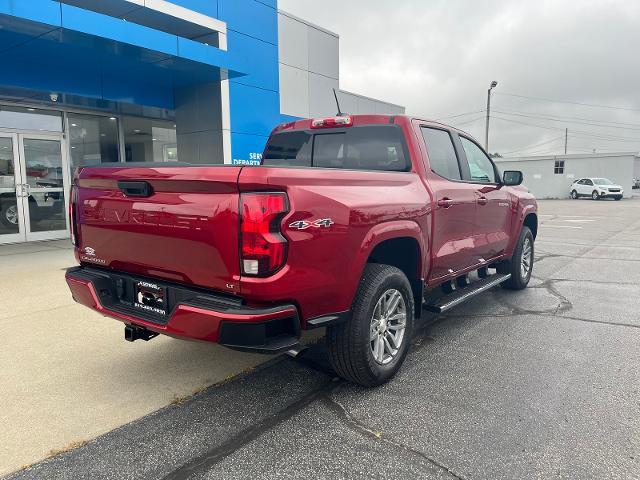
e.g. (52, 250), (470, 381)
(263, 125), (410, 172)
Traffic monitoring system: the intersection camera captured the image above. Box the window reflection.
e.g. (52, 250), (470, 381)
(123, 117), (177, 163)
(68, 114), (120, 168)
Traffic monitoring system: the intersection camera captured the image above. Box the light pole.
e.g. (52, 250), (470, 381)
(485, 81), (498, 152)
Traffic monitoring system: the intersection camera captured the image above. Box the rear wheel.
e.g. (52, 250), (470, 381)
(498, 226), (534, 290)
(592, 190), (600, 200)
(327, 264), (414, 387)
(570, 190), (578, 199)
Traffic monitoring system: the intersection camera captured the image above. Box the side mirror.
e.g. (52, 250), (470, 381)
(503, 170), (523, 186)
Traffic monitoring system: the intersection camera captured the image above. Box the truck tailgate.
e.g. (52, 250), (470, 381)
(74, 165), (242, 293)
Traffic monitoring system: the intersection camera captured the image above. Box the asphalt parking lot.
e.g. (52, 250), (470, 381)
(3, 197), (640, 479)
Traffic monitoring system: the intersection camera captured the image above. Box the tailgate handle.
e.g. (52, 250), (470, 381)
(118, 181), (153, 198)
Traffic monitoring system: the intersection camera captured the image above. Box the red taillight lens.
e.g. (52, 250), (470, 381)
(69, 185), (78, 246)
(240, 192), (289, 277)
(311, 116), (353, 129)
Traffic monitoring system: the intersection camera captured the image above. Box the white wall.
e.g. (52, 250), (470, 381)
(495, 153), (637, 199)
(278, 11), (404, 119)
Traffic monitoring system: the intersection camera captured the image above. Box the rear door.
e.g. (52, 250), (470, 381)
(582, 178), (594, 195)
(417, 124), (478, 281)
(456, 135), (512, 261)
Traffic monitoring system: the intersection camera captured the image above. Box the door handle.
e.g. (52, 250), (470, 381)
(477, 196), (488, 206)
(437, 198), (454, 208)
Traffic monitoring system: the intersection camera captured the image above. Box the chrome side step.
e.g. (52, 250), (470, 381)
(424, 273), (511, 314)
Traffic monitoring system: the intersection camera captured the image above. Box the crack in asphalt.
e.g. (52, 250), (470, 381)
(321, 391), (469, 480)
(161, 376), (339, 480)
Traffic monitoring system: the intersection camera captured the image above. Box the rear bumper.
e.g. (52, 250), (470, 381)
(65, 267), (300, 353)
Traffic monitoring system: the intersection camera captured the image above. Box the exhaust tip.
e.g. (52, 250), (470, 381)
(285, 344), (308, 358)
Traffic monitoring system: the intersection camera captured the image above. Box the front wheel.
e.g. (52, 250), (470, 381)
(615, 196), (622, 201)
(327, 264), (414, 387)
(1, 203), (19, 227)
(498, 226), (534, 290)
(570, 190), (578, 199)
(592, 190), (600, 200)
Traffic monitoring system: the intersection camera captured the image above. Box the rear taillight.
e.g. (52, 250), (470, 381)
(311, 116), (353, 129)
(240, 192), (289, 277)
(69, 185), (78, 246)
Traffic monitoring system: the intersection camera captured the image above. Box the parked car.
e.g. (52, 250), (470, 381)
(65, 114), (538, 387)
(570, 177), (624, 200)
(0, 177), (65, 227)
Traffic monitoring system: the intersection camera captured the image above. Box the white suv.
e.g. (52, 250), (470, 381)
(570, 178), (624, 201)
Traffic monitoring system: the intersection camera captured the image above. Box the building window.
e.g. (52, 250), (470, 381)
(68, 113), (120, 168)
(123, 117), (177, 163)
(0, 106), (62, 132)
(554, 160), (565, 174)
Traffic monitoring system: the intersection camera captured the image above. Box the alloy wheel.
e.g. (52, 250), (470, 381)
(521, 237), (533, 279)
(5, 205), (18, 225)
(370, 289), (407, 365)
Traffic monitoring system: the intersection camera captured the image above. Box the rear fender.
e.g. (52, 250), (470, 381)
(346, 220), (426, 304)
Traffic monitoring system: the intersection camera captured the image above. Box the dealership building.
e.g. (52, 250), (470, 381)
(0, 0), (404, 244)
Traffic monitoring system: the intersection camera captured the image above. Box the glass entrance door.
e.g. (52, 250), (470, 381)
(0, 134), (24, 243)
(0, 133), (70, 244)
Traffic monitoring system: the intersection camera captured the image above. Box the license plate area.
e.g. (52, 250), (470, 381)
(134, 281), (167, 316)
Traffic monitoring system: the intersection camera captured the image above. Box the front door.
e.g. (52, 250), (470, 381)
(0, 133), (70, 244)
(457, 135), (512, 261)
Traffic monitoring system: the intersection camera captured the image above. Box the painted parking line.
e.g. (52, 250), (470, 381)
(540, 225), (583, 229)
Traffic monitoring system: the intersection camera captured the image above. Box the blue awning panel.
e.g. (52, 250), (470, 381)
(0, 0), (247, 109)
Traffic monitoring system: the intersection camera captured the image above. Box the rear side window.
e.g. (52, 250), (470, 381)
(262, 125), (409, 172)
(420, 127), (461, 180)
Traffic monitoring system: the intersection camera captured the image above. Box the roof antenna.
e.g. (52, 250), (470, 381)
(333, 88), (345, 116)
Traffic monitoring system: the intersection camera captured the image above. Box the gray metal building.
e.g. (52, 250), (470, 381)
(277, 11), (404, 119)
(494, 153), (639, 199)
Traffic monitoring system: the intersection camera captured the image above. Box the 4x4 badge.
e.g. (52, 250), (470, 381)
(289, 218), (334, 230)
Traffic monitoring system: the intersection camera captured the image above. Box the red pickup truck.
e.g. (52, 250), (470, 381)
(66, 114), (537, 387)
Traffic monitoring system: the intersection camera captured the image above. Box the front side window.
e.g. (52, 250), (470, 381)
(263, 125), (409, 172)
(420, 127), (461, 180)
(460, 137), (497, 183)
(554, 160), (565, 174)
(585, 179), (594, 186)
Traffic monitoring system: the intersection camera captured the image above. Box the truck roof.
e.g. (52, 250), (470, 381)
(271, 114), (474, 139)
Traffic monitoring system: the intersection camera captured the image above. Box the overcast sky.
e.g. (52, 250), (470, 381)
(279, 0), (640, 157)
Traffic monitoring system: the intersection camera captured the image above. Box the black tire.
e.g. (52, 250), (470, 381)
(498, 226), (534, 290)
(570, 190), (578, 199)
(327, 264), (414, 387)
(0, 202), (19, 228)
(615, 196), (622, 201)
(592, 190), (600, 200)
